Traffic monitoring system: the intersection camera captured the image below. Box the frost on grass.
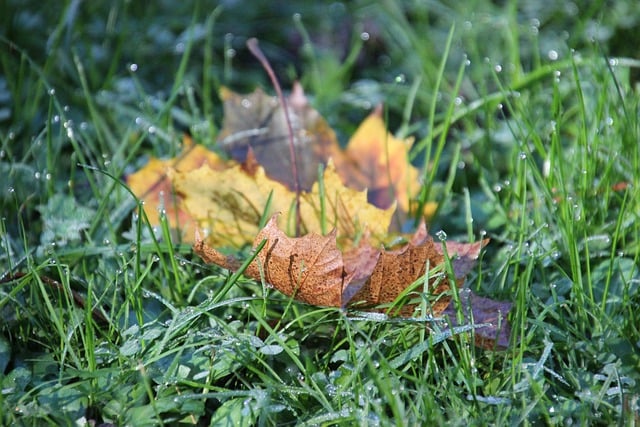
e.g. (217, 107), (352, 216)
(37, 194), (96, 247)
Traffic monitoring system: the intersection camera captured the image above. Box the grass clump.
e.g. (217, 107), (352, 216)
(1, 1), (639, 425)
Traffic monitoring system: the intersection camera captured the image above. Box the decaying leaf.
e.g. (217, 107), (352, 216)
(194, 213), (511, 348)
(126, 136), (226, 241)
(216, 85), (433, 216)
(442, 290), (512, 349)
(217, 83), (343, 191)
(195, 214), (487, 315)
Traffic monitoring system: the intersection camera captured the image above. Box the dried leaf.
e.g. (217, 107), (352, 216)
(194, 214), (349, 307)
(194, 214), (511, 348)
(441, 290), (512, 349)
(217, 83), (344, 191)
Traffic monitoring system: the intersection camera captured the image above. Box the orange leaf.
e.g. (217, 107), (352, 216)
(336, 106), (423, 213)
(194, 214), (486, 316)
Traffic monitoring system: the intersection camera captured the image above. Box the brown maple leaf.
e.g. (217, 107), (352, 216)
(194, 214), (510, 348)
(195, 214), (486, 314)
(217, 83), (344, 191)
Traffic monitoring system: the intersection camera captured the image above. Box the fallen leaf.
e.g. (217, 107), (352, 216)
(194, 214), (349, 306)
(195, 214), (485, 315)
(194, 214), (510, 348)
(126, 136), (226, 241)
(172, 159), (395, 248)
(217, 83), (344, 191)
(336, 105), (422, 213)
(441, 289), (512, 349)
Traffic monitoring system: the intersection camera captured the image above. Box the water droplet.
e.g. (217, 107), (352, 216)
(494, 64), (502, 73)
(129, 63), (138, 72)
(34, 171), (41, 180)
(435, 230), (447, 241)
(225, 48), (236, 58)
(103, 239), (111, 245)
(148, 126), (156, 134)
(360, 32), (370, 41)
(519, 152), (527, 160)
(175, 42), (185, 53)
(548, 50), (559, 61)
(605, 117), (614, 126)
(52, 115), (60, 123)
(7, 187), (14, 193)
(608, 58), (618, 67)
(395, 74), (406, 84)
(241, 98), (252, 108)
(454, 96), (463, 106)
(48, 88), (56, 96)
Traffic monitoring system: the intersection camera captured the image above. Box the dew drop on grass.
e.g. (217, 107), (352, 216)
(225, 48), (236, 59)
(48, 88), (55, 96)
(494, 64), (502, 73)
(548, 50), (559, 61)
(435, 230), (447, 241)
(394, 74), (405, 84)
(241, 98), (251, 109)
(519, 152), (527, 160)
(360, 31), (370, 41)
(129, 63), (138, 72)
(493, 184), (502, 192)
(148, 126), (156, 134)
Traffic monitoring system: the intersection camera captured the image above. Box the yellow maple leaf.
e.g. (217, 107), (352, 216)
(170, 159), (395, 248)
(126, 137), (226, 242)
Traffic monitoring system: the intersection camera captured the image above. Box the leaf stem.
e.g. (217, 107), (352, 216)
(247, 38), (301, 235)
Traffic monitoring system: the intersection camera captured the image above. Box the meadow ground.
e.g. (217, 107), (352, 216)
(1, 1), (639, 425)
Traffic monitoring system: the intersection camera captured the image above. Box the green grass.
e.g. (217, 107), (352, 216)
(2, 1), (640, 425)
